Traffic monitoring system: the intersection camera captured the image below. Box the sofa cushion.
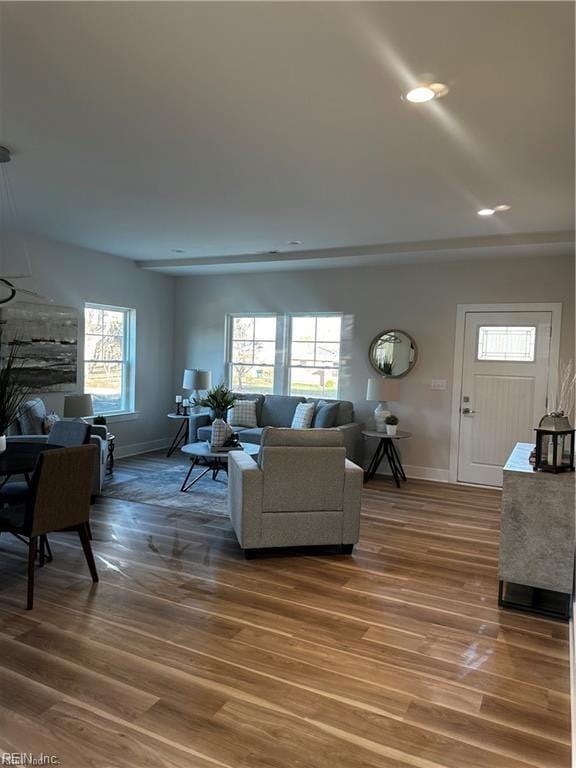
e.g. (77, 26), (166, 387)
(17, 399), (47, 435)
(291, 402), (315, 429)
(312, 400), (339, 428)
(260, 395), (305, 427)
(229, 399), (258, 428)
(238, 427), (264, 444)
(232, 393), (265, 424)
(306, 397), (354, 426)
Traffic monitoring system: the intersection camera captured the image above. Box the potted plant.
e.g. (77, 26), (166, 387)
(0, 333), (33, 453)
(385, 414), (399, 436)
(196, 384), (236, 450)
(196, 383), (235, 420)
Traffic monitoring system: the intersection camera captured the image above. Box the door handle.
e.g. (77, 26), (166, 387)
(461, 407), (476, 415)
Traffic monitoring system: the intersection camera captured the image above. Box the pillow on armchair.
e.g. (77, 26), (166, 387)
(16, 399), (47, 435)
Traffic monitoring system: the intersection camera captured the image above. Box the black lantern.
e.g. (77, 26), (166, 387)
(534, 413), (575, 473)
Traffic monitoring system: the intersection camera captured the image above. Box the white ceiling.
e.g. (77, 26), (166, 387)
(2, 1), (574, 274)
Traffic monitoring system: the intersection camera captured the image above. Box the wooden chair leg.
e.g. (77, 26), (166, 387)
(86, 521), (93, 541)
(27, 537), (37, 610)
(78, 524), (98, 582)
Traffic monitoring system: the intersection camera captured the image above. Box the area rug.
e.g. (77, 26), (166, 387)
(102, 466), (229, 516)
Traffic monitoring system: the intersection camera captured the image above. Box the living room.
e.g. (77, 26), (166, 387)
(0, 2), (574, 767)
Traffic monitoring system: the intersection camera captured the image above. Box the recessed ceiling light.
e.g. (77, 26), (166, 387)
(404, 82), (449, 103)
(494, 204), (511, 212)
(287, 240), (303, 246)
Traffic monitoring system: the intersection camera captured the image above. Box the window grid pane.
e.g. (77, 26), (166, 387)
(230, 363), (275, 394)
(477, 326), (536, 361)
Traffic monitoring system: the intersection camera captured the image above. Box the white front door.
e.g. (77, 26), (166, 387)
(457, 311), (552, 486)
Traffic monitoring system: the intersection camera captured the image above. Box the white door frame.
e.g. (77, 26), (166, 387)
(449, 302), (562, 485)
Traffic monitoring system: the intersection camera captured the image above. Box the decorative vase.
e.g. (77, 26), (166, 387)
(386, 424), (397, 436)
(374, 403), (390, 433)
(0, 435), (6, 454)
(210, 418), (233, 452)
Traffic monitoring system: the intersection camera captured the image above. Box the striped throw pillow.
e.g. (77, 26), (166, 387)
(291, 402), (315, 429)
(228, 399), (258, 428)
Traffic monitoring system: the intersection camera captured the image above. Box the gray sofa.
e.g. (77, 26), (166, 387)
(191, 393), (362, 461)
(228, 427), (363, 557)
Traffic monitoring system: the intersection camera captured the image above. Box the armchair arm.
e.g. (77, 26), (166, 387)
(90, 424), (108, 441)
(228, 450), (263, 549)
(188, 412), (211, 441)
(342, 459), (363, 544)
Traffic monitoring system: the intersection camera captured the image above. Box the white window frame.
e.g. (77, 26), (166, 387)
(225, 313), (282, 395)
(285, 313), (343, 399)
(225, 312), (343, 398)
(84, 302), (136, 416)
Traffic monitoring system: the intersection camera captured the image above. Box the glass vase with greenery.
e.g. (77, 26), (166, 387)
(0, 333), (33, 448)
(196, 383), (236, 420)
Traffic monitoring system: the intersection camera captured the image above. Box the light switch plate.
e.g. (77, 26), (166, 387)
(431, 379), (447, 390)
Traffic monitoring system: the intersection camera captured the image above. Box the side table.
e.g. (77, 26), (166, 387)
(106, 434), (116, 475)
(166, 413), (191, 457)
(362, 430), (412, 487)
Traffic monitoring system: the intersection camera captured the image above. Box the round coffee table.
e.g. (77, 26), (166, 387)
(180, 442), (260, 492)
(362, 430), (412, 487)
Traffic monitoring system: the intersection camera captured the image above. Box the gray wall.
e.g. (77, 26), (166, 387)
(174, 254), (574, 474)
(14, 234), (176, 454)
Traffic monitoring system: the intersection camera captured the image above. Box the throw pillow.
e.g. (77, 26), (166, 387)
(291, 402), (315, 429)
(17, 398), (47, 435)
(313, 400), (339, 428)
(228, 399), (258, 428)
(42, 412), (61, 434)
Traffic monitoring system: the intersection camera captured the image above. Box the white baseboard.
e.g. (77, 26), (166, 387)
(373, 464), (451, 483)
(115, 438), (171, 459)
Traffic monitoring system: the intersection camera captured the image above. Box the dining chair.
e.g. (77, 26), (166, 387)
(0, 444), (99, 609)
(0, 420), (92, 506)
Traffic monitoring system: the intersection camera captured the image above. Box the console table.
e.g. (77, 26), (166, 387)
(499, 442), (575, 620)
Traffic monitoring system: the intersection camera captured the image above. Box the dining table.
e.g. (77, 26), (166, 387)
(0, 440), (63, 484)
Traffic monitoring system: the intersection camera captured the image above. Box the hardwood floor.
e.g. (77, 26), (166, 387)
(0, 451), (571, 768)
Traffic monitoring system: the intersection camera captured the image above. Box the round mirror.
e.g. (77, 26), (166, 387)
(369, 330), (417, 378)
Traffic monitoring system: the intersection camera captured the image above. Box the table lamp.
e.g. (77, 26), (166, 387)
(183, 369), (212, 408)
(63, 394), (94, 422)
(366, 378), (400, 433)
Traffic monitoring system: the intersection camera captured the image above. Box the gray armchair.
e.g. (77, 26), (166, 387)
(228, 427), (363, 558)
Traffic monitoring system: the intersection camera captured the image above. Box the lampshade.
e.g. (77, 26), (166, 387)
(366, 377), (400, 402)
(182, 369), (212, 390)
(63, 394), (94, 418)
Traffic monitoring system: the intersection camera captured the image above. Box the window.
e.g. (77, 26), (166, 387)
(84, 303), (136, 414)
(289, 315), (341, 398)
(228, 315), (277, 394)
(477, 326), (536, 362)
(226, 313), (343, 398)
